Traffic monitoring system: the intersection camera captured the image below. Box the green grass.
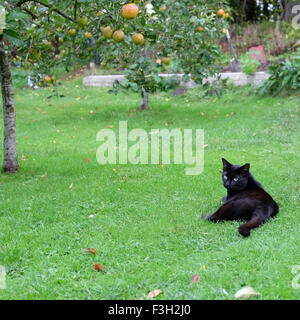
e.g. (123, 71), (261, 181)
(0, 80), (300, 300)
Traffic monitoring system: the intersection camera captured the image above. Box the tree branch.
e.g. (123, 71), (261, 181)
(74, 0), (78, 21)
(22, 7), (38, 19)
(278, 0), (285, 20)
(16, 0), (75, 22)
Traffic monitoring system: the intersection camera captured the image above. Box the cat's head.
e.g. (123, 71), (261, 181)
(221, 158), (250, 191)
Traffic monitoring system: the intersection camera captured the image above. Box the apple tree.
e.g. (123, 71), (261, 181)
(99, 1), (230, 109)
(0, 0), (229, 173)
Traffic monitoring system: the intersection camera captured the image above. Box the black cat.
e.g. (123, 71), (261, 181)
(202, 158), (279, 237)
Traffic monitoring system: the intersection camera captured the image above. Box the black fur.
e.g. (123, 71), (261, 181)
(202, 158), (279, 237)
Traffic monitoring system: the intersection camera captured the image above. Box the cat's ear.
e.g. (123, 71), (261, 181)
(239, 163), (250, 174)
(222, 158), (232, 170)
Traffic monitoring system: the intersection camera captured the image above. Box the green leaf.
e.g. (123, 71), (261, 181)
(3, 29), (21, 45)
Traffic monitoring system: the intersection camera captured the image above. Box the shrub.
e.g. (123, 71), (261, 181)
(259, 50), (300, 95)
(240, 51), (260, 74)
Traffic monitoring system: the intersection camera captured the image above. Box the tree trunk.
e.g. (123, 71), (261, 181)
(0, 36), (18, 173)
(275, 0), (285, 37)
(140, 87), (148, 112)
(280, 0), (286, 20)
(241, 0), (247, 22)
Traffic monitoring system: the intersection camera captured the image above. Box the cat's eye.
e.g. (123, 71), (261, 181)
(233, 177), (239, 182)
(224, 175), (227, 180)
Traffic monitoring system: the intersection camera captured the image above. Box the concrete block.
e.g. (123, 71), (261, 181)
(82, 72), (270, 89)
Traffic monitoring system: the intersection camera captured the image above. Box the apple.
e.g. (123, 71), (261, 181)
(217, 9), (225, 17)
(78, 16), (88, 28)
(44, 75), (52, 84)
(85, 32), (92, 39)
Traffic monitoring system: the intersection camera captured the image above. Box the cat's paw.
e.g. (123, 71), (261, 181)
(238, 226), (250, 238)
(204, 214), (219, 222)
(202, 214), (214, 220)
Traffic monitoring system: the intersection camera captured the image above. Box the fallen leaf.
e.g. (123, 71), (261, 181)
(69, 183), (73, 189)
(147, 289), (162, 299)
(191, 274), (200, 283)
(203, 265), (207, 271)
(235, 286), (260, 299)
(222, 288), (229, 296)
(129, 109), (135, 117)
(82, 248), (97, 255)
(204, 144), (209, 148)
(21, 155), (29, 161)
(94, 263), (103, 271)
(105, 125), (113, 128)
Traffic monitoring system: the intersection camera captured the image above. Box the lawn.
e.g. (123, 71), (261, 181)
(0, 79), (299, 300)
